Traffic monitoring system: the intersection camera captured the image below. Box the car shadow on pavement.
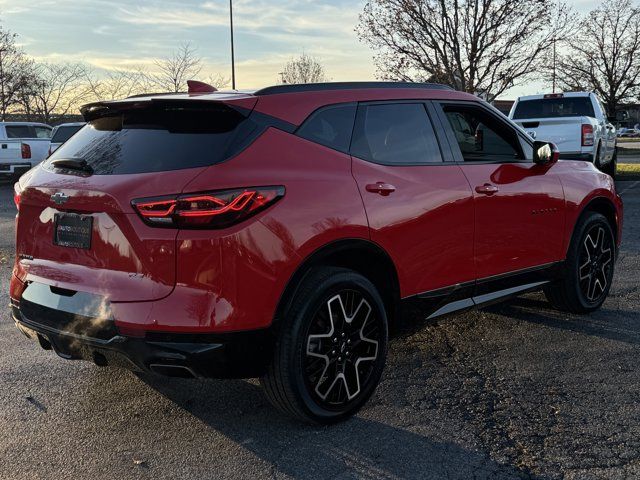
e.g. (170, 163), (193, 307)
(138, 374), (541, 479)
(485, 295), (640, 346)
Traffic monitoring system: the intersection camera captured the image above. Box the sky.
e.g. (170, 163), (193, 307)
(1, 0), (602, 99)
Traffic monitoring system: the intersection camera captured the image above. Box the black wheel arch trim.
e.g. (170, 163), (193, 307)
(273, 238), (401, 330)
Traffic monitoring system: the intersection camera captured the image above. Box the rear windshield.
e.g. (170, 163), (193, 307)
(512, 97), (595, 119)
(51, 125), (84, 143)
(47, 106), (248, 174)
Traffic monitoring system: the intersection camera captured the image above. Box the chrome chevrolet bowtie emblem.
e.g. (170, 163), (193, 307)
(50, 192), (69, 205)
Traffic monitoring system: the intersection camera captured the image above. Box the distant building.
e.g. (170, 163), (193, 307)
(492, 100), (514, 116)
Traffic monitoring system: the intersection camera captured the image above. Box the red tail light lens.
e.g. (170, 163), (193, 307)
(132, 186), (285, 229)
(13, 184), (21, 211)
(21, 143), (31, 159)
(582, 124), (594, 146)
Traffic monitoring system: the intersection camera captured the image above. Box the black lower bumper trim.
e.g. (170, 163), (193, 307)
(12, 305), (274, 379)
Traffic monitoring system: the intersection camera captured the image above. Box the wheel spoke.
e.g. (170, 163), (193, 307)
(304, 290), (381, 406)
(579, 224), (614, 304)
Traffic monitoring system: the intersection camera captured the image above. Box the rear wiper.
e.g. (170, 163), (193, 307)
(50, 158), (93, 173)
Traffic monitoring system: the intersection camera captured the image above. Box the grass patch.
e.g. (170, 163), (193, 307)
(618, 163), (640, 178)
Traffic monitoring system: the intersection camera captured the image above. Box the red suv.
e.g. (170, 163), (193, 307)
(11, 82), (623, 423)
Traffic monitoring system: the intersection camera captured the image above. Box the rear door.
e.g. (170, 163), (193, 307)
(350, 101), (475, 297)
(435, 101), (566, 280)
(15, 101), (254, 302)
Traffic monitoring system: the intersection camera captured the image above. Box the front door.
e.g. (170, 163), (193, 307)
(435, 102), (566, 280)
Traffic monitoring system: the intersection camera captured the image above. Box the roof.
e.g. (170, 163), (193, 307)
(53, 122), (86, 127)
(516, 92), (593, 101)
(254, 82), (453, 96)
(81, 81), (478, 126)
(0, 121), (51, 127)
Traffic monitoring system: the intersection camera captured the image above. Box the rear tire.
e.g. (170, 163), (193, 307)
(544, 212), (615, 314)
(261, 266), (388, 424)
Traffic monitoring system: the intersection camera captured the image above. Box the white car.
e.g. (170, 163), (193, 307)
(49, 122), (85, 155)
(0, 122), (52, 167)
(509, 92), (617, 176)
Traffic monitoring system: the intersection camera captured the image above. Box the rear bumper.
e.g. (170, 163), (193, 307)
(11, 301), (274, 379)
(0, 163), (31, 178)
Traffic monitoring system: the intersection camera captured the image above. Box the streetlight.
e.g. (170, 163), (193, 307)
(230, 0), (236, 89)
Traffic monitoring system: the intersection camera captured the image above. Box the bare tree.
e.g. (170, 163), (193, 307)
(85, 66), (154, 101)
(357, 0), (572, 100)
(206, 72), (231, 90)
(279, 53), (328, 84)
(0, 26), (34, 119)
(153, 42), (202, 92)
(28, 63), (91, 123)
(555, 0), (640, 115)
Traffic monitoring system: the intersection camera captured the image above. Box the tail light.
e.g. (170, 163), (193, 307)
(21, 143), (31, 159)
(582, 124), (594, 146)
(132, 186), (285, 229)
(13, 183), (21, 211)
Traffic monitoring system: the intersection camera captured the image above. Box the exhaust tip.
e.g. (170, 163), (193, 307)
(149, 364), (196, 378)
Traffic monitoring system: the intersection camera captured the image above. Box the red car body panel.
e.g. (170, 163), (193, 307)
(11, 85), (624, 347)
(459, 162), (566, 278)
(351, 158), (476, 295)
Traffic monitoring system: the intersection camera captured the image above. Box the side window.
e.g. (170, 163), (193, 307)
(297, 103), (356, 153)
(351, 103), (442, 165)
(34, 126), (52, 139)
(5, 125), (33, 139)
(442, 105), (524, 163)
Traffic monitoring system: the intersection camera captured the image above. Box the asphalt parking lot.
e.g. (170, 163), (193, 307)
(0, 180), (638, 480)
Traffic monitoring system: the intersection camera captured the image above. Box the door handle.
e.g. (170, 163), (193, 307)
(475, 183), (499, 195)
(365, 182), (396, 196)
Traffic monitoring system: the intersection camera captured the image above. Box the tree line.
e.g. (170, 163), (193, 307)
(358, 0), (640, 113)
(0, 35), (229, 124)
(1, 0), (638, 124)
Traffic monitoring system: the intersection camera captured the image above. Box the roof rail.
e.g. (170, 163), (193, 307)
(255, 82), (454, 96)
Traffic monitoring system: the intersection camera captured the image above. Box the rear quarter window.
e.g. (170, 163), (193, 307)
(47, 106), (249, 175)
(296, 103), (356, 153)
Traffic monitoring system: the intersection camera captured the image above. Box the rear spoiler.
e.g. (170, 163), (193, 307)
(80, 95), (258, 122)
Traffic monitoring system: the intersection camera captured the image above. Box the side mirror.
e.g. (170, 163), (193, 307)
(533, 141), (560, 165)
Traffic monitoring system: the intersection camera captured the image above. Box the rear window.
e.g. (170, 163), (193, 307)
(512, 97), (595, 119)
(5, 125), (34, 138)
(51, 125), (84, 143)
(47, 106), (248, 175)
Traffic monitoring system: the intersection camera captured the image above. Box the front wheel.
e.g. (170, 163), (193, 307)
(544, 212), (615, 313)
(261, 267), (388, 424)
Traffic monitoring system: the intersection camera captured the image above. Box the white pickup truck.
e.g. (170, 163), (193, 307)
(509, 92), (617, 176)
(0, 139), (33, 180)
(0, 122), (52, 168)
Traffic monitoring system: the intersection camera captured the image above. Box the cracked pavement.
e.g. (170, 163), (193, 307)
(0, 180), (638, 479)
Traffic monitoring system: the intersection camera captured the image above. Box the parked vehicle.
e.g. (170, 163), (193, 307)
(0, 122), (52, 167)
(617, 128), (640, 138)
(509, 92), (617, 177)
(48, 122), (86, 156)
(12, 82), (623, 423)
(0, 139), (33, 179)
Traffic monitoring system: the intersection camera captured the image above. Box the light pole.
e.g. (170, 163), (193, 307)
(230, 0), (236, 89)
